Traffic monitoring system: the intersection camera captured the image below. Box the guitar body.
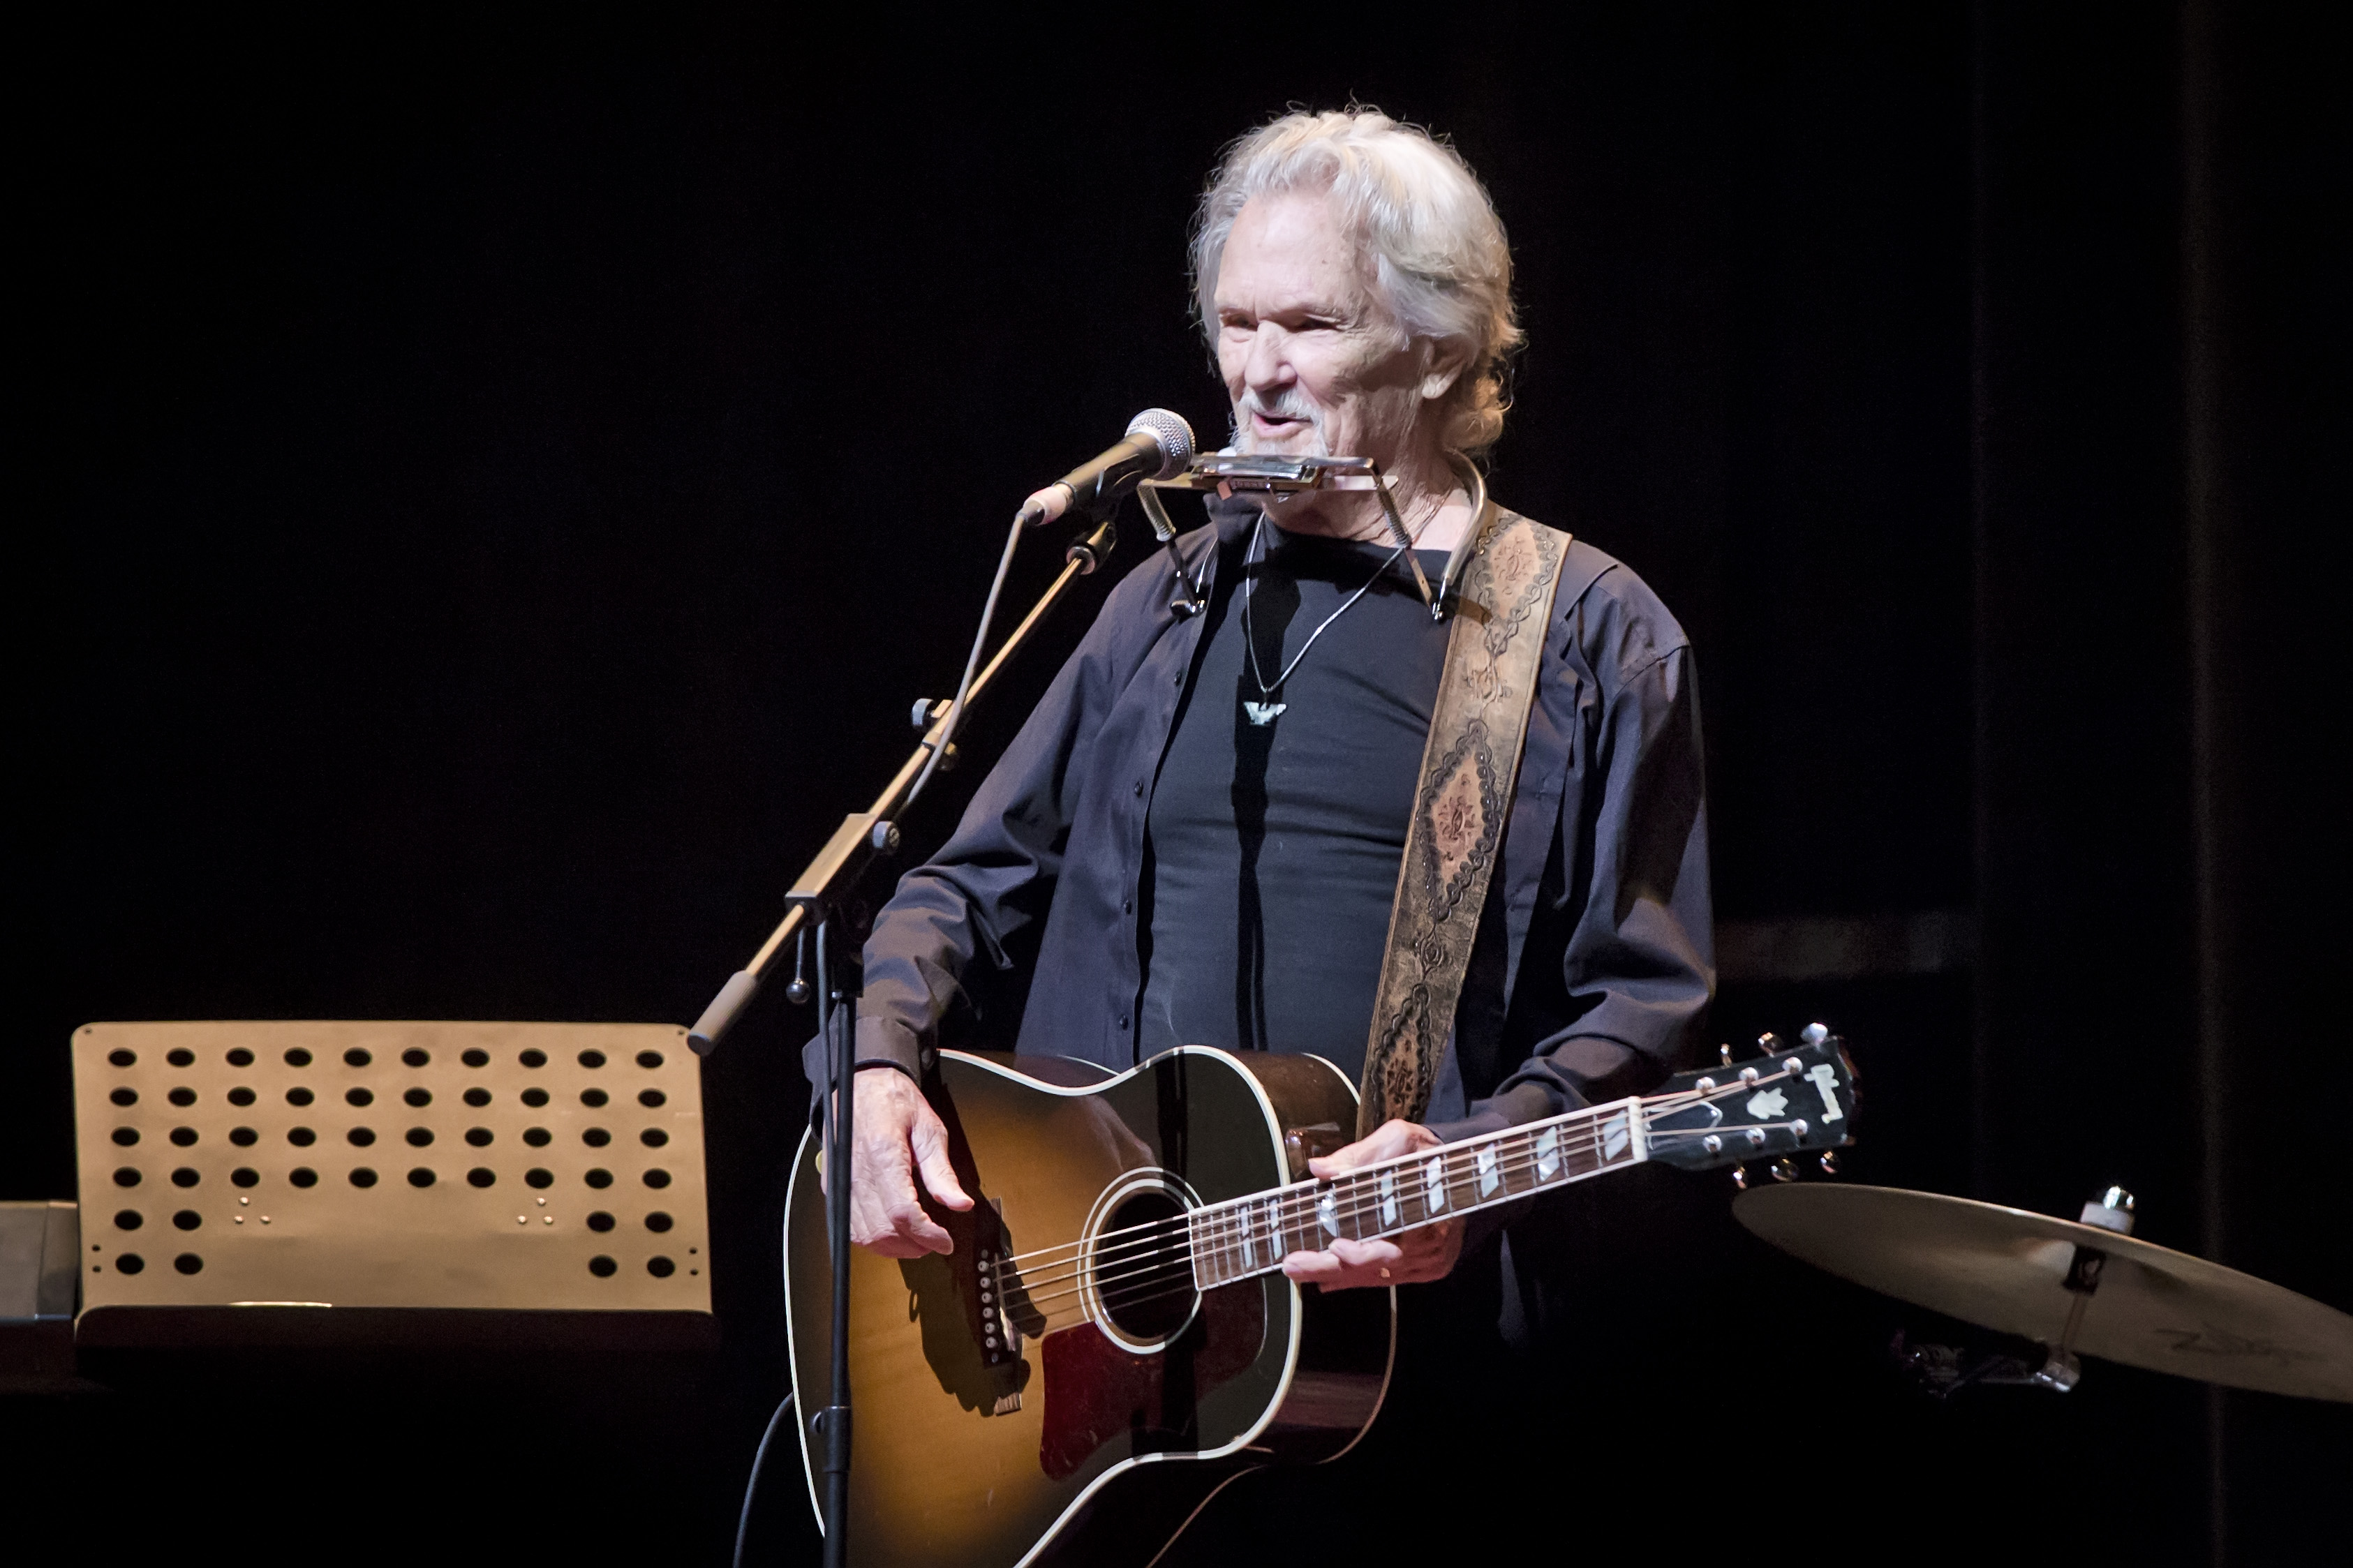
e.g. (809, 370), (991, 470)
(785, 1047), (1395, 1568)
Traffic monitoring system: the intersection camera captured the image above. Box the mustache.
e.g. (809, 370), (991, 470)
(1229, 389), (1330, 453)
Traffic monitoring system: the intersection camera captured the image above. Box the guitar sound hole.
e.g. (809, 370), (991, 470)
(1097, 1188), (1196, 1343)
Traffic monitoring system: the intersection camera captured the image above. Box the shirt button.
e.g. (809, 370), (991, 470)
(1122, 899), (1134, 915)
(1117, 1015), (1129, 1031)
(1132, 779), (1144, 796)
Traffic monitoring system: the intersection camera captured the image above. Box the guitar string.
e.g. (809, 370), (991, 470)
(990, 1096), (1788, 1304)
(986, 1076), (1769, 1283)
(983, 1080), (1746, 1277)
(983, 1068), (1799, 1277)
(1007, 1128), (1631, 1315)
(1011, 1117), (1822, 1322)
(976, 1068), (1820, 1315)
(1032, 1144), (1583, 1324)
(1029, 1156), (1788, 1333)
(1000, 1116), (1786, 1317)
(997, 1123), (1624, 1298)
(1071, 1147), (1645, 1325)
(1182, 1118), (1802, 1278)
(1044, 1174), (1633, 1324)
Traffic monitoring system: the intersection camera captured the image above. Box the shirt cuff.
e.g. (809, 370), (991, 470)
(854, 1013), (927, 1080)
(796, 1013), (929, 1119)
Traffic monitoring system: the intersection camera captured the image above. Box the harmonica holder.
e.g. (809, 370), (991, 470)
(1141, 454), (1471, 620)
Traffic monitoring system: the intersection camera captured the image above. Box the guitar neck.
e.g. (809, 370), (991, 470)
(1187, 1096), (1653, 1289)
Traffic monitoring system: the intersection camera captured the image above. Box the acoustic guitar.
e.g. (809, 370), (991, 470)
(784, 1036), (1857, 1567)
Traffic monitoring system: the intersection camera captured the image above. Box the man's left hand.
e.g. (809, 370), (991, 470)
(1280, 1119), (1464, 1291)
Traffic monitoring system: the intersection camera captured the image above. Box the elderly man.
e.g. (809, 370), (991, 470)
(813, 110), (1710, 1308)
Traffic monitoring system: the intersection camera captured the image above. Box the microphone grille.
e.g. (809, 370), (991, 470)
(1124, 408), (1196, 479)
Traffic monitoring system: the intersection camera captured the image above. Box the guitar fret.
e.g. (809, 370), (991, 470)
(1184, 1101), (1655, 1290)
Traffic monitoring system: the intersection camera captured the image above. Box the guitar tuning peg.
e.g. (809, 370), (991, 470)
(1800, 1022), (1830, 1046)
(1818, 1151), (1841, 1177)
(1730, 1164), (1750, 1191)
(1756, 1032), (1783, 1054)
(1770, 1159), (1798, 1184)
(1719, 1043), (1735, 1067)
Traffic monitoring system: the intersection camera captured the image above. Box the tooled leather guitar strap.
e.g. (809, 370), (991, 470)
(1358, 504), (1570, 1135)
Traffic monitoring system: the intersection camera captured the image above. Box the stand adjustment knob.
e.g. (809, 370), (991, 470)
(871, 820), (902, 855)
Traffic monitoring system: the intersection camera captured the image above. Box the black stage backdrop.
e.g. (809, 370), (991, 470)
(10, 6), (2345, 1565)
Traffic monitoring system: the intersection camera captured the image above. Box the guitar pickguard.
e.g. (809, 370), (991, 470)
(1039, 1283), (1268, 1479)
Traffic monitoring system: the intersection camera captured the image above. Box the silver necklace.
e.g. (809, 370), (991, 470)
(1238, 515), (1419, 726)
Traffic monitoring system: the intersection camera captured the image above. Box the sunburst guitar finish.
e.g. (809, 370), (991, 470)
(783, 1035), (1860, 1567)
(783, 1047), (1393, 1568)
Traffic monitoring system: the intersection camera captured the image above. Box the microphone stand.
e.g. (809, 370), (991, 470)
(687, 514), (1118, 1567)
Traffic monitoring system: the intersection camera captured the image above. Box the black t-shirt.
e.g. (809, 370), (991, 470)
(1136, 520), (1452, 1077)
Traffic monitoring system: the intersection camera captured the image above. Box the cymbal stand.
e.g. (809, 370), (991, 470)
(1889, 1185), (2136, 1398)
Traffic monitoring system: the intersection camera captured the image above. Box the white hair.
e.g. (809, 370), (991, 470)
(1192, 108), (1522, 456)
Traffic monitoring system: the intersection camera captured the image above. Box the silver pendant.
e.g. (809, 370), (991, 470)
(1242, 701), (1286, 726)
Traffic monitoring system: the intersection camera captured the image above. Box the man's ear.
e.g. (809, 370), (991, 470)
(1418, 337), (1471, 401)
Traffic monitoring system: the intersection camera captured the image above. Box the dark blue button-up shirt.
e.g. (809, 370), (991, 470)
(810, 502), (1713, 1147)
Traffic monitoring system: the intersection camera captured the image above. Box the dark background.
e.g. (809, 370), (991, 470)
(8, 4), (2345, 1563)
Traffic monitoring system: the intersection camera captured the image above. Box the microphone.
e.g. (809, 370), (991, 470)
(1017, 409), (1196, 526)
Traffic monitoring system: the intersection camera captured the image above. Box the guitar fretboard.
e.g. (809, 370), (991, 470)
(1185, 1098), (1649, 1289)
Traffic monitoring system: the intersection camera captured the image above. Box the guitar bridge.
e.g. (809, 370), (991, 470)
(979, 1245), (1023, 1365)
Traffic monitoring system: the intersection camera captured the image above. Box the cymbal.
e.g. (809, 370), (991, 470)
(1735, 1184), (2353, 1402)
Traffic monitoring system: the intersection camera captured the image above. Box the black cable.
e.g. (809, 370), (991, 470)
(732, 1389), (797, 1568)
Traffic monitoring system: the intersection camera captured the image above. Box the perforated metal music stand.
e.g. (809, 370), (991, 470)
(72, 1021), (716, 1350)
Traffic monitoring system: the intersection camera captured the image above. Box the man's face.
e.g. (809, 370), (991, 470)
(1214, 188), (1432, 466)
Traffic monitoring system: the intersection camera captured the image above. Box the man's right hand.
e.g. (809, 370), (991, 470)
(822, 1066), (974, 1257)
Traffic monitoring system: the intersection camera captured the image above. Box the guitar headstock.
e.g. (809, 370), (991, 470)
(1642, 1025), (1857, 1177)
